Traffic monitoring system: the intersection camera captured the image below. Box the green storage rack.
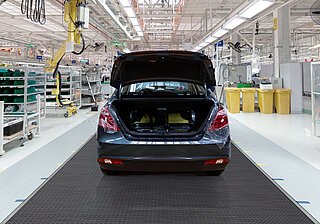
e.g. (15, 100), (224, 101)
(0, 66), (46, 154)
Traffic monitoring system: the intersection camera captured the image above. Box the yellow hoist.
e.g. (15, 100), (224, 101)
(45, 0), (89, 117)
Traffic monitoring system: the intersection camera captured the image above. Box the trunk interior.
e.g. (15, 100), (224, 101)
(113, 98), (214, 136)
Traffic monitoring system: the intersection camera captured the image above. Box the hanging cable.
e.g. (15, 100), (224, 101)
(228, 42), (252, 53)
(52, 54), (65, 106)
(21, 0), (46, 24)
(0, 0), (7, 6)
(85, 42), (104, 51)
(72, 33), (85, 55)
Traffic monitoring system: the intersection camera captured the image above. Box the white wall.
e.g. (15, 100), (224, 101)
(280, 62), (303, 113)
(260, 64), (274, 78)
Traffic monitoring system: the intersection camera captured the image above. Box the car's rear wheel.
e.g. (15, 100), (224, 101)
(206, 169), (224, 176)
(100, 168), (119, 175)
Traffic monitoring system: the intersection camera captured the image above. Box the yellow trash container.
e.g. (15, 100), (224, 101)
(241, 88), (256, 113)
(274, 89), (292, 114)
(225, 87), (240, 113)
(257, 89), (274, 114)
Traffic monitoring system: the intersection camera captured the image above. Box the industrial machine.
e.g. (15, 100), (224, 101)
(45, 0), (89, 117)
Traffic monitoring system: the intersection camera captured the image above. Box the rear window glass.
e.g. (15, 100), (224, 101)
(121, 81), (205, 97)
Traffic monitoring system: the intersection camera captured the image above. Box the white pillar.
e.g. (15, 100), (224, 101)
(273, 5), (291, 77)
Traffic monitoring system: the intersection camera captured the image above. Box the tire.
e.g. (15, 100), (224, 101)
(206, 169), (224, 176)
(27, 132), (34, 140)
(100, 168), (118, 175)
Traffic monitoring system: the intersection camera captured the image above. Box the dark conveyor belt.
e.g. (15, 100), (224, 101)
(7, 137), (314, 224)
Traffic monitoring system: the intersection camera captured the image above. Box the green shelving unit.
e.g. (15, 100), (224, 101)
(0, 66), (46, 116)
(0, 66), (46, 155)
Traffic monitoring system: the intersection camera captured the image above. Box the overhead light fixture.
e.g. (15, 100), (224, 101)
(199, 42), (208, 48)
(239, 0), (274, 18)
(124, 7), (135, 18)
(310, 43), (320, 49)
(212, 28), (229, 38)
(130, 17), (139, 26)
(119, 0), (144, 37)
(119, 0), (130, 7)
(204, 36), (217, 43)
(223, 15), (246, 30)
(96, 0), (132, 39)
(134, 25), (142, 32)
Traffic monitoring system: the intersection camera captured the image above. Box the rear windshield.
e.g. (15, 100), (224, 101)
(121, 81), (205, 97)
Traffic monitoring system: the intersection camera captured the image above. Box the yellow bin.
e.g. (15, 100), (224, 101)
(274, 89), (292, 114)
(257, 89), (274, 114)
(241, 88), (256, 113)
(225, 87), (240, 113)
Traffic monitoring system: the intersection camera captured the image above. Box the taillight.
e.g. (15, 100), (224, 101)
(98, 158), (123, 165)
(208, 106), (228, 131)
(204, 158), (229, 165)
(98, 106), (120, 132)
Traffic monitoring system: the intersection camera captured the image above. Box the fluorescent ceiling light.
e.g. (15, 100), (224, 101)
(309, 43), (320, 49)
(119, 0), (130, 7)
(212, 28), (229, 38)
(130, 17), (139, 26)
(199, 42), (209, 48)
(223, 16), (246, 30)
(134, 25), (142, 32)
(239, 0), (274, 18)
(96, 0), (132, 39)
(137, 31), (144, 36)
(193, 47), (201, 51)
(124, 7), (135, 18)
(204, 36), (217, 43)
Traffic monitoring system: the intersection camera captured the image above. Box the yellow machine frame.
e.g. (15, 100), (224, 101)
(45, 0), (84, 117)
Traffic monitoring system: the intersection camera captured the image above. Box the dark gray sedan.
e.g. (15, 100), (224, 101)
(97, 51), (231, 175)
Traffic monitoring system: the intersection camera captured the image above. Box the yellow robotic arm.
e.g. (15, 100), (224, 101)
(45, 0), (88, 117)
(45, 0), (85, 72)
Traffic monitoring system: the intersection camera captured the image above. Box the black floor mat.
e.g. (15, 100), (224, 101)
(6, 137), (314, 223)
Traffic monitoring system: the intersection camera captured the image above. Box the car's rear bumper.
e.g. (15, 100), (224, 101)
(97, 137), (230, 172)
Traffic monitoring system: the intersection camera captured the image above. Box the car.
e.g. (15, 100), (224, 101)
(97, 51), (231, 176)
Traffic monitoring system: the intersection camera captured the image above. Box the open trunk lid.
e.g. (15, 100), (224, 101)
(110, 51), (216, 88)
